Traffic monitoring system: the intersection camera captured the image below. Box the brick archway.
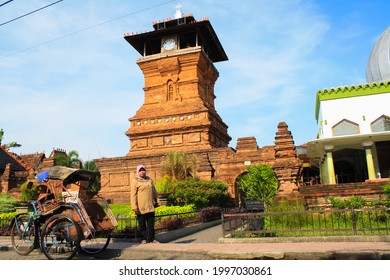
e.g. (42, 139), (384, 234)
(234, 171), (247, 208)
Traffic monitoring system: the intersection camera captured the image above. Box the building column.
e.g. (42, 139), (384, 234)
(324, 145), (336, 184)
(362, 141), (376, 180)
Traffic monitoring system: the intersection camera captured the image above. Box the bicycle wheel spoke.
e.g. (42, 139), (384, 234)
(40, 214), (82, 260)
(79, 231), (111, 254)
(11, 214), (35, 255)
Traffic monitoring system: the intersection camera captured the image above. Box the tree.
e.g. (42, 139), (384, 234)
(83, 160), (98, 172)
(160, 151), (198, 180)
(54, 150), (81, 168)
(0, 129), (21, 150)
(83, 160), (101, 195)
(237, 164), (279, 207)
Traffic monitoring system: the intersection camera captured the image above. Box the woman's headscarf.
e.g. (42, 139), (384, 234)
(136, 165), (146, 178)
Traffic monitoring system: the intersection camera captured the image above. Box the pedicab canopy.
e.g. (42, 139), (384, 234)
(36, 166), (98, 186)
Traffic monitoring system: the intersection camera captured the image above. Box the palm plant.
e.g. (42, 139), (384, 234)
(83, 160), (98, 172)
(0, 129), (21, 149)
(160, 151), (197, 180)
(54, 150), (81, 168)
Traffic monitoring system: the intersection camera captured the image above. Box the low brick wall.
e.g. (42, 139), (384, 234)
(299, 180), (389, 208)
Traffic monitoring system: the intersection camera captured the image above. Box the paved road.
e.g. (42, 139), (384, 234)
(0, 224), (223, 260)
(2, 224), (390, 260)
(172, 224), (222, 243)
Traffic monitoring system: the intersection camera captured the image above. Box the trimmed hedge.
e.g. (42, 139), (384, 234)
(0, 194), (19, 213)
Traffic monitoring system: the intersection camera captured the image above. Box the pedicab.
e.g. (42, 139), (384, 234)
(10, 166), (118, 260)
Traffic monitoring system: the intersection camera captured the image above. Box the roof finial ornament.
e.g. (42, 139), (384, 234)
(173, 2), (184, 19)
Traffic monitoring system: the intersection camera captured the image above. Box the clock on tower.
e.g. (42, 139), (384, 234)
(162, 37), (176, 51)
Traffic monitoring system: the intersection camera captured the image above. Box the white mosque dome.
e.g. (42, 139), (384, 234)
(366, 26), (390, 83)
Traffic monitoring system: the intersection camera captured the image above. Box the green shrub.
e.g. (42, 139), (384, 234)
(155, 205), (197, 231)
(111, 204), (197, 231)
(196, 207), (221, 222)
(0, 224), (11, 236)
(0, 194), (19, 213)
(20, 181), (46, 201)
(0, 212), (19, 235)
(169, 178), (234, 209)
(155, 175), (176, 193)
(156, 204), (196, 217)
(236, 164), (278, 207)
(327, 195), (366, 209)
(0, 212), (18, 221)
(157, 217), (184, 231)
(110, 204), (196, 218)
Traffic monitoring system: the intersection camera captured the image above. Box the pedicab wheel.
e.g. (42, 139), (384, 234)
(79, 230), (111, 254)
(10, 214), (36, 256)
(40, 214), (82, 260)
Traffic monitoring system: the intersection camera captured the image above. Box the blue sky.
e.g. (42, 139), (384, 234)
(1, 0), (389, 162)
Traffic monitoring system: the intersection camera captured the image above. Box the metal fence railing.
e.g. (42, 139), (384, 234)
(3, 207), (390, 239)
(222, 207), (390, 238)
(0, 211), (202, 238)
(114, 211), (200, 239)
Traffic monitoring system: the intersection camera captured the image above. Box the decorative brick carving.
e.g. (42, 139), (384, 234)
(126, 51), (231, 157)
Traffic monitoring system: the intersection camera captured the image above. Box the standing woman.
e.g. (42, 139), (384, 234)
(130, 165), (160, 243)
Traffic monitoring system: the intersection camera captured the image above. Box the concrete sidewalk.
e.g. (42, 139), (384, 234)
(2, 222), (390, 260)
(115, 223), (390, 260)
(110, 239), (390, 260)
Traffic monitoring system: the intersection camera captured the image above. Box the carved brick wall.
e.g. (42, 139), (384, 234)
(95, 124), (303, 205)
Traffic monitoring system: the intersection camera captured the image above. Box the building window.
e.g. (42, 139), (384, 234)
(371, 115), (390, 132)
(178, 18), (186, 25)
(167, 80), (174, 101)
(332, 119), (360, 136)
(157, 22), (166, 30)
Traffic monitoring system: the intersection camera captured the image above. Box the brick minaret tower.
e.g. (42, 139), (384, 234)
(123, 7), (231, 156)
